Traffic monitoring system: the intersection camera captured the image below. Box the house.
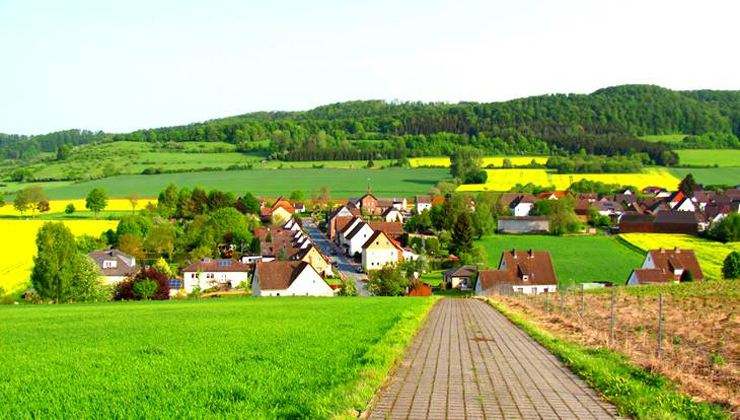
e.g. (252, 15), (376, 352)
(594, 200), (623, 217)
(381, 207), (404, 223)
(537, 191), (567, 200)
(358, 193), (380, 214)
(509, 194), (536, 216)
(345, 221), (375, 257)
(182, 258), (251, 293)
(497, 216), (550, 234)
(361, 231), (403, 272)
(294, 245), (333, 277)
(367, 221), (404, 242)
(672, 197), (696, 212)
(293, 202), (306, 213)
(475, 249), (558, 295)
(627, 248), (703, 285)
(252, 261), (334, 297)
(88, 249), (137, 284)
(667, 191), (686, 209)
(415, 195), (432, 214)
(653, 210), (699, 234)
(337, 217), (363, 246)
(260, 196), (295, 224)
(444, 265), (477, 290)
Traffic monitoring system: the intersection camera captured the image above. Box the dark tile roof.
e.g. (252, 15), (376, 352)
(654, 210), (699, 225)
(183, 259), (251, 273)
(88, 249), (137, 277)
(345, 221), (369, 240)
(255, 261), (310, 290)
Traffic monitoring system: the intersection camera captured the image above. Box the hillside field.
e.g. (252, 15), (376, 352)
(618, 233), (740, 280)
(674, 149), (740, 167)
(667, 167), (740, 186)
(4, 168), (449, 200)
(0, 220), (119, 293)
(476, 234), (644, 285)
(0, 297), (434, 417)
(409, 156), (548, 168)
(458, 168), (681, 192)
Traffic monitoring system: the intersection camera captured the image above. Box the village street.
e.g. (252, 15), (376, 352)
(369, 299), (619, 419)
(303, 218), (370, 296)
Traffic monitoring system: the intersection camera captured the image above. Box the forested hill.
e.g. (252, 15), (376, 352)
(2, 85), (738, 163)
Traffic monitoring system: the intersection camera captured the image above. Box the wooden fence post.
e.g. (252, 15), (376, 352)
(657, 293), (664, 358)
(609, 288), (616, 346)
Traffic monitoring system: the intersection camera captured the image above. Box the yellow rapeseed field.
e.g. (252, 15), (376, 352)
(409, 156), (548, 168)
(0, 198), (156, 216)
(619, 233), (740, 280)
(457, 168), (681, 192)
(0, 219), (119, 293)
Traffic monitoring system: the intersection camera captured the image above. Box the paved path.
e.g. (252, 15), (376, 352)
(369, 299), (619, 419)
(303, 218), (369, 296)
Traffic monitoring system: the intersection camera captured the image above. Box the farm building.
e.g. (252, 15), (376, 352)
(627, 247), (704, 285)
(475, 249), (558, 295)
(182, 258), (251, 293)
(653, 210), (700, 234)
(252, 261), (334, 297)
(497, 216), (550, 234)
(444, 265), (477, 290)
(88, 249), (137, 284)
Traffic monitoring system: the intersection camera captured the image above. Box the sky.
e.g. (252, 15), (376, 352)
(1, 0), (738, 135)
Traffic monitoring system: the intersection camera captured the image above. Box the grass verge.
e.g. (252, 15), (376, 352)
(484, 297), (729, 419)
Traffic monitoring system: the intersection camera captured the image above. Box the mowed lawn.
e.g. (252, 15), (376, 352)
(0, 297), (434, 418)
(675, 149), (740, 167)
(29, 168), (449, 199)
(668, 167), (740, 186)
(618, 233), (740, 280)
(0, 220), (119, 294)
(477, 234), (643, 285)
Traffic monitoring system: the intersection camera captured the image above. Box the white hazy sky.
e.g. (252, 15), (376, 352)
(1, 0), (738, 134)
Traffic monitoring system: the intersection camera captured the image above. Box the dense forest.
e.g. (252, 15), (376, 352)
(2, 85), (738, 163)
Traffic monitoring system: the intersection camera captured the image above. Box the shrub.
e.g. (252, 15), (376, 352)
(64, 203), (75, 214)
(133, 279), (158, 300)
(722, 251), (740, 279)
(367, 265), (408, 296)
(115, 268), (169, 300)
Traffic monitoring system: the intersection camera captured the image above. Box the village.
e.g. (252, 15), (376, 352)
(83, 176), (738, 300)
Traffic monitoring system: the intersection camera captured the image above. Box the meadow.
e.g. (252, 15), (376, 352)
(458, 168), (681, 192)
(618, 233), (740, 280)
(0, 219), (119, 293)
(639, 134), (687, 143)
(476, 234), (644, 285)
(0, 297), (434, 418)
(668, 167), (740, 186)
(14, 168), (448, 200)
(409, 156), (548, 168)
(675, 149), (740, 167)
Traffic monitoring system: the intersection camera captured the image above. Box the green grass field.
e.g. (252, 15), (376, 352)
(639, 134), (687, 143)
(8, 168), (448, 199)
(668, 167), (740, 186)
(675, 149), (740, 167)
(0, 297), (434, 417)
(476, 234), (644, 285)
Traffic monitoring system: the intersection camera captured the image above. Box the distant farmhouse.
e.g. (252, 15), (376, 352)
(627, 248), (704, 285)
(88, 249), (137, 284)
(252, 261), (333, 297)
(476, 249), (558, 295)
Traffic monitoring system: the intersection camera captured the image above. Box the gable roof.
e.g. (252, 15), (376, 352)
(444, 265), (477, 279)
(88, 249), (137, 277)
(647, 248), (703, 280)
(340, 216), (362, 235)
(499, 250), (557, 285)
(183, 258), (251, 273)
(416, 195), (432, 204)
(345, 221), (370, 240)
(361, 230), (403, 252)
(367, 221), (404, 239)
(255, 261), (315, 290)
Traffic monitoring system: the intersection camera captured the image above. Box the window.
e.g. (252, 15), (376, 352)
(102, 260), (117, 269)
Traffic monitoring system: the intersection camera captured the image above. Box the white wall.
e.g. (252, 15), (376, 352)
(347, 224), (374, 256)
(254, 265), (334, 297)
(183, 271), (249, 293)
(362, 247), (398, 271)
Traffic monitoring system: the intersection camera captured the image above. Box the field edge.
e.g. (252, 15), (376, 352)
(482, 297), (730, 419)
(347, 297), (440, 418)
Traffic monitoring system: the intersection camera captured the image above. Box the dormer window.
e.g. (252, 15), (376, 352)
(102, 260), (117, 269)
(522, 275), (529, 282)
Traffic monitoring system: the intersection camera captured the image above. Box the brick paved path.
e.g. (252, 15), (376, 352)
(369, 299), (619, 419)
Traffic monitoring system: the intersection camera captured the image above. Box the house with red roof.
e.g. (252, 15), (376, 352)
(252, 261), (333, 297)
(627, 248), (703, 285)
(475, 249), (558, 295)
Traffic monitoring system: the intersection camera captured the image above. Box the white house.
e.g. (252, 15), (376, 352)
(510, 196), (535, 217)
(381, 207), (404, 223)
(345, 221), (374, 257)
(88, 249), (137, 284)
(182, 258), (251, 293)
(672, 197), (696, 212)
(252, 261), (334, 297)
(415, 196), (432, 214)
(338, 217), (363, 246)
(361, 231), (403, 271)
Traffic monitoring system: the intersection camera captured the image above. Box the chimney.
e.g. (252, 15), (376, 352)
(674, 247), (680, 253)
(528, 249), (534, 258)
(511, 249), (517, 259)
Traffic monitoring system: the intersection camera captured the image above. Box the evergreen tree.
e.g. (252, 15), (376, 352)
(452, 211), (474, 255)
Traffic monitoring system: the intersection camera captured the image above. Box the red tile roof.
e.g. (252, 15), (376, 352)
(255, 261), (311, 290)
